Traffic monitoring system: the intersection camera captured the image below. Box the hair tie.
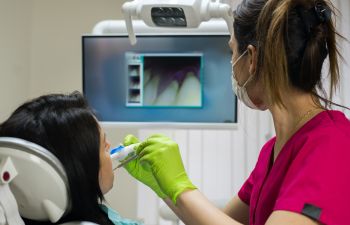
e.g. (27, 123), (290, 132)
(296, 2), (331, 36)
(314, 1), (332, 23)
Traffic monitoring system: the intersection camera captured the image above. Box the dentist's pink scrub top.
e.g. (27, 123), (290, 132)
(238, 110), (350, 225)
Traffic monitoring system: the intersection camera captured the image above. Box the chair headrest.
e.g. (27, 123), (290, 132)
(0, 137), (70, 223)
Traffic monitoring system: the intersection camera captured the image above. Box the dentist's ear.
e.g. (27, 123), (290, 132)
(248, 44), (257, 75)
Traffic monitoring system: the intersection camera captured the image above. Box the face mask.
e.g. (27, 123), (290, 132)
(231, 50), (259, 109)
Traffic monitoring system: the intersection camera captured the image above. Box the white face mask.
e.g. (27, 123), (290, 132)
(231, 50), (259, 109)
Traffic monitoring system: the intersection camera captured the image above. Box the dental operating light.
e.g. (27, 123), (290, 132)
(121, 0), (234, 45)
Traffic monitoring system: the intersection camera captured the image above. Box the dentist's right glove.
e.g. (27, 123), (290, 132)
(137, 134), (197, 205)
(123, 134), (167, 199)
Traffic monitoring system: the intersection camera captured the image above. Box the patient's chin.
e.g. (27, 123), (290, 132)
(101, 184), (113, 195)
(99, 175), (114, 195)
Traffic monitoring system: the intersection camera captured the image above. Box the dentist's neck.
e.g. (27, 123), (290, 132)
(269, 89), (324, 161)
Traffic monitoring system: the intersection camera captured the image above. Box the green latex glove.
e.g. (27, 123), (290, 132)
(122, 134), (167, 199)
(137, 134), (197, 205)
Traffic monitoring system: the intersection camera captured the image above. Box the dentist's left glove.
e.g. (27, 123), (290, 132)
(122, 134), (167, 199)
(136, 134), (197, 205)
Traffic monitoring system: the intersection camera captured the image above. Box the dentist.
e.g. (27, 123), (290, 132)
(124, 0), (350, 224)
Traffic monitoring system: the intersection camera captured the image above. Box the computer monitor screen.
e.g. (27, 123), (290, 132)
(83, 35), (236, 123)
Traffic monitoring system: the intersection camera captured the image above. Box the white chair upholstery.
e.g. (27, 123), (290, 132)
(0, 137), (98, 225)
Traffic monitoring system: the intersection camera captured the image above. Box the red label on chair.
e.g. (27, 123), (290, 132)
(2, 171), (10, 182)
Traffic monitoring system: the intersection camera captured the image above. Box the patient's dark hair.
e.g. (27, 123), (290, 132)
(0, 92), (113, 225)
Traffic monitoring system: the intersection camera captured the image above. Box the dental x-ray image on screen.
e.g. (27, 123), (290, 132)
(126, 53), (202, 107)
(82, 35), (237, 124)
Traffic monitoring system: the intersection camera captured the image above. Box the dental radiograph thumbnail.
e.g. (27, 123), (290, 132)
(126, 53), (202, 107)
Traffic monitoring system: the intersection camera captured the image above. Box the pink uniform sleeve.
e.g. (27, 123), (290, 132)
(238, 170), (254, 205)
(238, 138), (275, 206)
(274, 130), (350, 224)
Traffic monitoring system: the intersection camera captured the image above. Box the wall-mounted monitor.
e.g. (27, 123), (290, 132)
(82, 34), (236, 126)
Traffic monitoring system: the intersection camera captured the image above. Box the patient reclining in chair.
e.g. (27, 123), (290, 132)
(0, 92), (142, 225)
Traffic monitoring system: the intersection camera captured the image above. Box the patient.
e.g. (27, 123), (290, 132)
(0, 92), (141, 225)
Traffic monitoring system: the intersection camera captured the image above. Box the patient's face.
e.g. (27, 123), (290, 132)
(98, 128), (114, 194)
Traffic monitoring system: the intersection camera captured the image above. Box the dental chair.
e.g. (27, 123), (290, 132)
(0, 137), (97, 225)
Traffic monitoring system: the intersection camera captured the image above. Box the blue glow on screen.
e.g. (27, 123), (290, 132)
(83, 35), (236, 123)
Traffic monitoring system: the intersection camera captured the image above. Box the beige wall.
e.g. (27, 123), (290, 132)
(0, 0), (31, 121)
(29, 0), (123, 97)
(1, 0), (139, 220)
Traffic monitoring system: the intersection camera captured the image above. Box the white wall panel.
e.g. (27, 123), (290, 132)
(201, 130), (233, 200)
(231, 103), (247, 193)
(137, 184), (159, 225)
(337, 0), (350, 118)
(187, 130), (203, 189)
(244, 108), (261, 173)
(201, 130), (222, 199)
(173, 130), (189, 171)
(213, 130), (233, 200)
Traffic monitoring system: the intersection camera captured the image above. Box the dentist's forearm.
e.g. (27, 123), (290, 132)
(164, 198), (190, 224)
(176, 190), (243, 225)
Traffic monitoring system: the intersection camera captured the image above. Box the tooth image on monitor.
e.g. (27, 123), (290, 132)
(144, 73), (160, 105)
(143, 69), (151, 86)
(139, 54), (202, 107)
(154, 80), (180, 106)
(176, 72), (201, 106)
